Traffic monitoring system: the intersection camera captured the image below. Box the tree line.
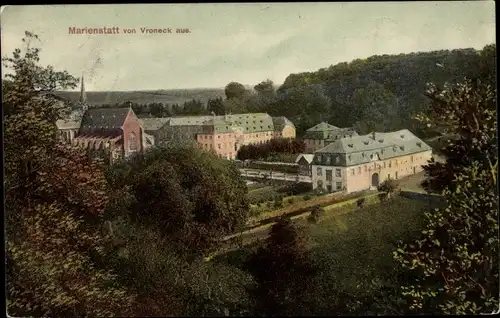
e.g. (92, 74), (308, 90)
(4, 31), (497, 317)
(236, 138), (306, 161)
(97, 45), (495, 141)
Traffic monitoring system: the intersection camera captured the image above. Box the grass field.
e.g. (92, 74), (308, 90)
(215, 196), (437, 300)
(308, 196), (433, 296)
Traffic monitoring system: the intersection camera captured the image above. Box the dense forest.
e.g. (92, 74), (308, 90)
(61, 45), (495, 139)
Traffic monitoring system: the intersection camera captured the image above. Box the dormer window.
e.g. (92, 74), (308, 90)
(400, 135), (405, 139)
(416, 142), (422, 147)
(363, 141), (369, 145)
(378, 139), (384, 143)
(348, 144), (353, 148)
(400, 146), (405, 151)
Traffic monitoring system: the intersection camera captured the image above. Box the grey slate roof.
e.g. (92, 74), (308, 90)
(312, 129), (432, 167)
(159, 113), (290, 134)
(272, 116), (295, 130)
(307, 122), (339, 132)
(140, 118), (171, 131)
(295, 154), (315, 164)
(80, 107), (130, 133)
(303, 122), (356, 140)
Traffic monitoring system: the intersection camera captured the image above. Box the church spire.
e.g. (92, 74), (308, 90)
(79, 72), (88, 112)
(79, 73), (87, 103)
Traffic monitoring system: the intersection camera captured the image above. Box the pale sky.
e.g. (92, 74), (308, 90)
(0, 2), (495, 91)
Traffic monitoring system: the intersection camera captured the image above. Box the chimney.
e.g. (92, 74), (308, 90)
(372, 132), (376, 140)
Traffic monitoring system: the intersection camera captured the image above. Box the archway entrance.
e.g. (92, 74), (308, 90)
(371, 173), (380, 188)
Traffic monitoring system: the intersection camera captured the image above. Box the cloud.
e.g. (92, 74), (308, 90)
(1, 3), (495, 90)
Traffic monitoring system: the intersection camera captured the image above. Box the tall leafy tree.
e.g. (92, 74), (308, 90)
(394, 78), (498, 314)
(244, 218), (317, 316)
(225, 81), (247, 99)
(106, 144), (250, 257)
(207, 96), (226, 115)
(4, 31), (134, 317)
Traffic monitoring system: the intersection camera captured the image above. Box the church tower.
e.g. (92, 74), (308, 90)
(80, 73), (88, 112)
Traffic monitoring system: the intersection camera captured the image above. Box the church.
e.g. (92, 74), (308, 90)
(56, 75), (143, 162)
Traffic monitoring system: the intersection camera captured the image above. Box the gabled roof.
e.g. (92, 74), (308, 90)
(306, 122), (339, 132)
(304, 122), (356, 140)
(295, 153), (315, 164)
(80, 107), (130, 133)
(312, 129), (432, 167)
(272, 116), (295, 130)
(140, 118), (171, 131)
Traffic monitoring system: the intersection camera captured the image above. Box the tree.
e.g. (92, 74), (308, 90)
(106, 144), (250, 257)
(225, 82), (247, 99)
(394, 78), (498, 314)
(4, 31), (134, 317)
(207, 96), (225, 115)
(244, 217), (317, 316)
(254, 79), (276, 100)
(416, 79), (497, 194)
(377, 178), (398, 199)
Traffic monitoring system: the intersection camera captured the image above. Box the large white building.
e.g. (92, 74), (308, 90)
(310, 129), (433, 194)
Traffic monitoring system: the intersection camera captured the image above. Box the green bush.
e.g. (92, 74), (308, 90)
(287, 198), (295, 205)
(356, 198), (366, 209)
(274, 200), (283, 208)
(303, 195), (312, 201)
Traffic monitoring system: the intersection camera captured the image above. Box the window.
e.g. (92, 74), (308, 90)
(411, 156), (414, 162)
(351, 169), (355, 176)
(327, 185), (332, 192)
(317, 180), (323, 189)
(317, 167), (323, 176)
(335, 168), (341, 177)
(387, 174), (391, 179)
(129, 132), (137, 151)
(218, 144), (221, 149)
(336, 182), (342, 191)
(326, 170), (332, 181)
(365, 166), (368, 172)
(384, 162), (386, 168)
(389, 161), (392, 168)
(326, 156), (331, 165)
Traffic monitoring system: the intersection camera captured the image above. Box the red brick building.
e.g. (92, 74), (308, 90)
(56, 75), (143, 162)
(74, 107), (143, 162)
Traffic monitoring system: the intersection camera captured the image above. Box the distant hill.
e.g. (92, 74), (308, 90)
(54, 88), (226, 106)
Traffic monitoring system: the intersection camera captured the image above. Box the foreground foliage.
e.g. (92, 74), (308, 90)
(4, 31), (134, 317)
(395, 77), (498, 314)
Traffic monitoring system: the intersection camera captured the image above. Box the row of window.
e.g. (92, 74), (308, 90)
(317, 180), (342, 191)
(317, 167), (341, 179)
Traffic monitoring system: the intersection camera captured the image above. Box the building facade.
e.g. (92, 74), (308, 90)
(295, 154), (314, 176)
(310, 130), (433, 194)
(140, 113), (296, 159)
(303, 122), (358, 153)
